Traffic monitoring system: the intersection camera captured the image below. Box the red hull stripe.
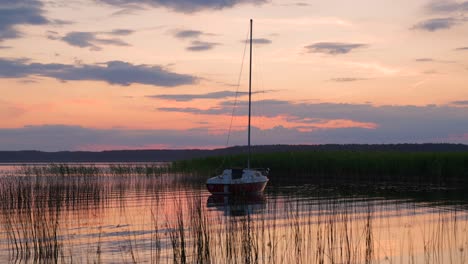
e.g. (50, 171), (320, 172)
(206, 181), (267, 194)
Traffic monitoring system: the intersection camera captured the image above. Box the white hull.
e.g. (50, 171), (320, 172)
(206, 169), (269, 195)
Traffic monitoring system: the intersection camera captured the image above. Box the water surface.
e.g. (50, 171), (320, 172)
(0, 163), (467, 263)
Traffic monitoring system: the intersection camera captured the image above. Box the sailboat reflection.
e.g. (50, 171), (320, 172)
(206, 194), (267, 216)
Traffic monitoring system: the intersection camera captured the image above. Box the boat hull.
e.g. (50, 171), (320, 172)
(206, 180), (268, 195)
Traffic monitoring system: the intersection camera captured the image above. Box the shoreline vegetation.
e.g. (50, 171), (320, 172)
(1, 143), (468, 163)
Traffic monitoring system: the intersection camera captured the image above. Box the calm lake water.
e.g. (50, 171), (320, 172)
(0, 163), (467, 263)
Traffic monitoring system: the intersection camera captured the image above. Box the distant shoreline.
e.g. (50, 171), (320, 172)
(1, 144), (468, 163)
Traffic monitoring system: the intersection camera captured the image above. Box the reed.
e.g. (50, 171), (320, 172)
(166, 200), (187, 264)
(188, 196), (211, 263)
(150, 203), (162, 264)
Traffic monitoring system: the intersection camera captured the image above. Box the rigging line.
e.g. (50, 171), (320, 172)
(225, 25), (250, 148)
(216, 24), (250, 172)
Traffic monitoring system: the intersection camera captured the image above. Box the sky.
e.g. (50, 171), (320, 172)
(1, 0), (468, 151)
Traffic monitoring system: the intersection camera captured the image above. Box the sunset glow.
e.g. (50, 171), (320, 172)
(1, 0), (468, 150)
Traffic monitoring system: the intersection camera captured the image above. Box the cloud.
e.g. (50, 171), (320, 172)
(111, 4), (146, 16)
(426, 1), (468, 13)
(147, 90), (273, 101)
(61, 31), (131, 50)
(174, 29), (204, 39)
(0, 125), (231, 151)
(47, 61), (196, 86)
(415, 58), (434, 62)
(2, 101), (468, 150)
(415, 57), (456, 64)
(242, 38), (272, 45)
(186, 40), (220, 51)
(50, 19), (73, 26)
(415, 1), (468, 32)
(456, 46), (468, 50)
(108, 29), (134, 36)
(3, 101), (468, 151)
(98, 0), (267, 13)
(451, 100), (468, 106)
(0, 58), (197, 87)
(329, 77), (368, 82)
(412, 17), (459, 31)
(423, 70), (438, 75)
(305, 42), (368, 55)
(62, 32), (100, 48)
(171, 29), (219, 51)
(0, 100), (26, 119)
(0, 0), (48, 41)
(156, 100), (468, 144)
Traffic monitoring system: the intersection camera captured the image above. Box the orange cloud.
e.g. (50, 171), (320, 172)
(192, 114), (377, 135)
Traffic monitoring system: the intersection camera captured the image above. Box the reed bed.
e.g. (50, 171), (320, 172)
(0, 164), (188, 263)
(172, 150), (468, 184)
(0, 177), (63, 263)
(16, 163), (172, 178)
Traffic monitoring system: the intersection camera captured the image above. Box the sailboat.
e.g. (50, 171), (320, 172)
(206, 19), (270, 195)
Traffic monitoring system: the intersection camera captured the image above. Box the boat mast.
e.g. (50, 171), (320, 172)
(248, 19), (252, 169)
